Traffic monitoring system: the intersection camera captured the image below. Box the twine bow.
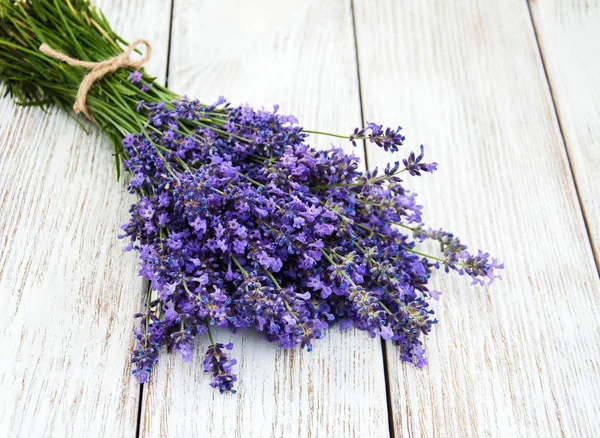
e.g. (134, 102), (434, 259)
(39, 39), (152, 120)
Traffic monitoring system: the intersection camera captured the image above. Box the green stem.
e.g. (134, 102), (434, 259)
(231, 255), (249, 278)
(144, 286), (152, 347)
(319, 248), (336, 265)
(302, 129), (351, 140)
(311, 169), (407, 191)
(206, 322), (215, 345)
(405, 248), (446, 263)
(264, 269), (298, 317)
(182, 277), (193, 296)
(264, 270), (282, 290)
(390, 221), (434, 237)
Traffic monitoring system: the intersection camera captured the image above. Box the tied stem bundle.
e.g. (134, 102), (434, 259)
(0, 0), (503, 394)
(39, 39), (152, 119)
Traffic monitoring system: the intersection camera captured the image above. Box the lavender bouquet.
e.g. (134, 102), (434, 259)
(0, 0), (502, 394)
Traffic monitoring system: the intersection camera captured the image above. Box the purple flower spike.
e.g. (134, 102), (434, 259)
(203, 343), (238, 394)
(403, 145), (438, 176)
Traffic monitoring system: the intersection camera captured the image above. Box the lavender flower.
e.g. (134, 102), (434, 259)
(403, 145), (438, 176)
(203, 343), (238, 394)
(121, 96), (503, 393)
(128, 69), (143, 84)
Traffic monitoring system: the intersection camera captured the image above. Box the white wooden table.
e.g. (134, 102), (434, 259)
(1, 1), (599, 436)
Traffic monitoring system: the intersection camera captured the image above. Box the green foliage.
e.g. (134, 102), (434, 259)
(0, 0), (176, 177)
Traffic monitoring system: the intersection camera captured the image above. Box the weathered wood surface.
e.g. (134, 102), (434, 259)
(529, 0), (600, 267)
(0, 1), (171, 437)
(1, 0), (600, 437)
(139, 1), (389, 437)
(353, 0), (600, 436)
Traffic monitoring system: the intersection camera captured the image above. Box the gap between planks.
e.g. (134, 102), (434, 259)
(349, 0), (396, 436)
(525, 0), (600, 274)
(135, 1), (176, 436)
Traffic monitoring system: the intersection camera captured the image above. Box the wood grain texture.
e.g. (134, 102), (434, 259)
(0, 1), (170, 436)
(528, 0), (600, 268)
(353, 0), (600, 436)
(4, 0), (600, 436)
(139, 1), (390, 437)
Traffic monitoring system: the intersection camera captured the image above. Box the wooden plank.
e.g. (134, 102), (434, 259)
(353, 0), (600, 436)
(140, 1), (390, 437)
(528, 0), (600, 268)
(0, 1), (170, 436)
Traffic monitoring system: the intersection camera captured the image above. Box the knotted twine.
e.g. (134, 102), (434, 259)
(39, 39), (152, 120)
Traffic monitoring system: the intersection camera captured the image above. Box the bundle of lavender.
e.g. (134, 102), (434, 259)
(0, 0), (502, 394)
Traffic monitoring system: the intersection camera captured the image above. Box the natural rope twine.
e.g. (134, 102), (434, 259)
(39, 40), (152, 120)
